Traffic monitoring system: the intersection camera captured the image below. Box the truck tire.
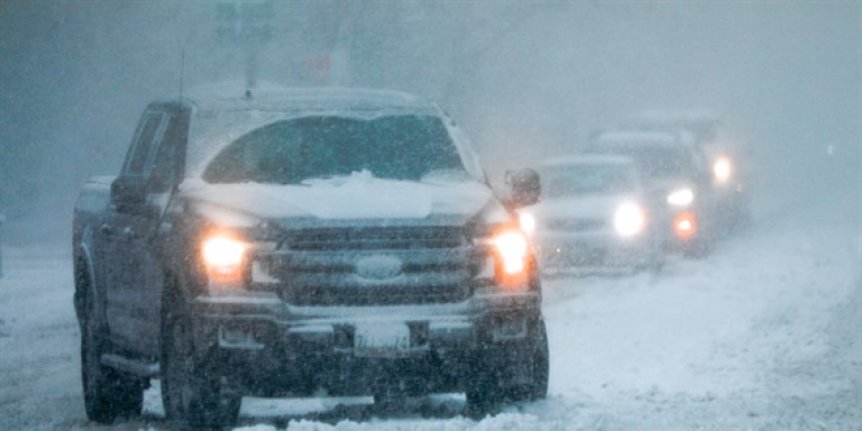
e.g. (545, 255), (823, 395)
(160, 292), (241, 428)
(466, 319), (549, 410)
(510, 319), (549, 402)
(80, 271), (144, 424)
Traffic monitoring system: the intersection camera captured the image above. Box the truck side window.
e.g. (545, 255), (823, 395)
(150, 113), (187, 192)
(124, 113), (163, 175)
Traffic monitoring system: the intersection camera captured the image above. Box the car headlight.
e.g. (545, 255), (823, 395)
(518, 212), (537, 235)
(202, 234), (248, 283)
(614, 202), (645, 237)
(713, 156), (732, 184)
(667, 188), (694, 207)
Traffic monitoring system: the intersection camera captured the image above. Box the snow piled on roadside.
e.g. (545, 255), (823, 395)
(234, 413), (552, 431)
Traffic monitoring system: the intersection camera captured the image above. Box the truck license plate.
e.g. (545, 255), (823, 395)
(354, 322), (411, 358)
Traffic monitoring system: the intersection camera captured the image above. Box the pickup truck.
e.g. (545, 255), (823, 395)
(72, 86), (548, 427)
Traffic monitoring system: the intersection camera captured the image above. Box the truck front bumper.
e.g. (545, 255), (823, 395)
(189, 291), (542, 397)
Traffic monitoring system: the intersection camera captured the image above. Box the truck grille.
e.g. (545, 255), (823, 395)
(281, 226), (466, 250)
(270, 226), (480, 306)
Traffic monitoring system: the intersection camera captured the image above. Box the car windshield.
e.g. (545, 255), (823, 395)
(202, 115), (465, 184)
(543, 164), (635, 198)
(595, 144), (695, 180)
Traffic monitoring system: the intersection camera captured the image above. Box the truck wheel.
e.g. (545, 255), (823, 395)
(510, 319), (549, 402)
(160, 297), (240, 428)
(466, 320), (549, 410)
(372, 391), (408, 414)
(80, 280), (143, 423)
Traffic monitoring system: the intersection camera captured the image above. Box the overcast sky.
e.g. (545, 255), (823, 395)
(1, 1), (859, 241)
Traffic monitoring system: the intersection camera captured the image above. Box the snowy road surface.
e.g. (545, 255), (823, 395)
(1, 192), (859, 430)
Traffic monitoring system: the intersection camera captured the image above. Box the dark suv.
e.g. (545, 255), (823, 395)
(72, 86), (548, 427)
(587, 129), (720, 257)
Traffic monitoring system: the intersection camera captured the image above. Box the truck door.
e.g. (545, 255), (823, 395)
(131, 108), (189, 355)
(103, 109), (167, 352)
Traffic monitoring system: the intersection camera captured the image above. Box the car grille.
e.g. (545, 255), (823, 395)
(546, 218), (606, 232)
(269, 226), (480, 306)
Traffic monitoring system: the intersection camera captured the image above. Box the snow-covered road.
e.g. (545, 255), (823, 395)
(1, 191), (859, 430)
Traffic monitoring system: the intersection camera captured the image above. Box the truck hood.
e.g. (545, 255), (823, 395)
(179, 174), (503, 226)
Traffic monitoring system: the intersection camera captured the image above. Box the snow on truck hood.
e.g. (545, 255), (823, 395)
(180, 172), (500, 225)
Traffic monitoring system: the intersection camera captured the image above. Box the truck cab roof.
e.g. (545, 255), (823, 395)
(182, 82), (438, 116)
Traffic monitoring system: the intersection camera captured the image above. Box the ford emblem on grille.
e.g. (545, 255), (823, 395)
(355, 255), (403, 280)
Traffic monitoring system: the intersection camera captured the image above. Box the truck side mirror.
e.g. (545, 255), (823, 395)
(503, 168), (541, 208)
(110, 177), (148, 213)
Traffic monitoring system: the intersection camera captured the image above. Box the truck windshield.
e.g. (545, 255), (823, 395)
(544, 164), (635, 198)
(202, 115), (465, 184)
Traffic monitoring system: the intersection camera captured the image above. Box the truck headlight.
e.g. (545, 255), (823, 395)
(202, 234), (248, 283)
(713, 156), (732, 184)
(472, 224), (534, 289)
(667, 188), (694, 207)
(614, 202), (645, 237)
(478, 227), (532, 289)
(518, 212), (537, 235)
(493, 229), (529, 276)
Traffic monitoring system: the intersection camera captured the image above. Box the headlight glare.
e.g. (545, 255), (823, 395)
(202, 235), (247, 282)
(713, 157), (732, 184)
(673, 211), (697, 240)
(493, 229), (529, 275)
(614, 202), (646, 237)
(667, 188), (694, 206)
(518, 212), (537, 235)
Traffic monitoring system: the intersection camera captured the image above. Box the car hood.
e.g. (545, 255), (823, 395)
(644, 177), (695, 194)
(524, 193), (639, 220)
(180, 175), (503, 227)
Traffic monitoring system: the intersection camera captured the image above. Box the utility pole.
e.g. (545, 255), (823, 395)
(216, 0), (273, 90)
(0, 211), (5, 279)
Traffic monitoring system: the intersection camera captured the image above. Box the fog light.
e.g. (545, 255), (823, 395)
(673, 211), (697, 240)
(492, 318), (527, 342)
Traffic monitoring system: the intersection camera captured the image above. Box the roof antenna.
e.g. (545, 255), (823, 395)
(176, 1), (187, 103)
(178, 46), (186, 101)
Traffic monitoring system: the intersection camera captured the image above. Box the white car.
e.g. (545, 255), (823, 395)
(520, 155), (663, 275)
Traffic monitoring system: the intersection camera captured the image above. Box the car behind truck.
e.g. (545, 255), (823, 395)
(72, 86), (548, 427)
